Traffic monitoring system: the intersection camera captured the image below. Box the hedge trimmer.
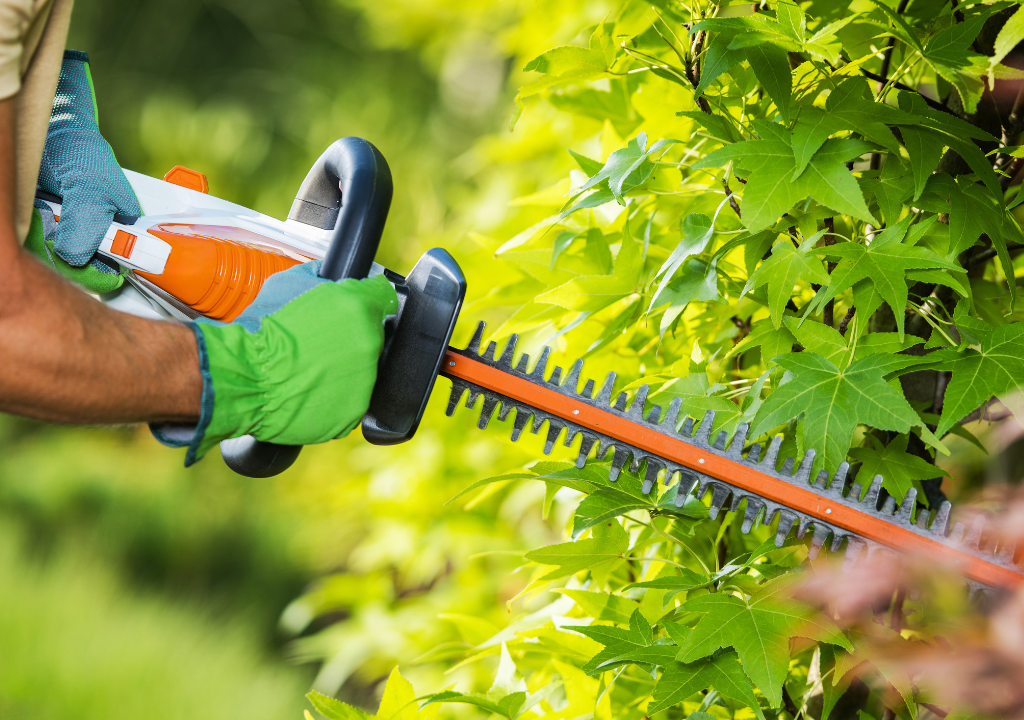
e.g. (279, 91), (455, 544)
(54, 138), (1022, 593)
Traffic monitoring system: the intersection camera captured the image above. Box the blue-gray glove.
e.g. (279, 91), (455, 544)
(32, 50), (141, 292)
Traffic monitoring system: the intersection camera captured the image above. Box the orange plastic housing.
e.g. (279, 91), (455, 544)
(137, 224), (315, 321)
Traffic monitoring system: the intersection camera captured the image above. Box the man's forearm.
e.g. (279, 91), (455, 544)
(0, 244), (201, 424)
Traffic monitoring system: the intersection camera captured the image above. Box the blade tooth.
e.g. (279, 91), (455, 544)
(780, 457), (795, 476)
(627, 386), (650, 420)
(511, 410), (531, 442)
(564, 423), (580, 444)
(576, 435), (597, 468)
(931, 501), (952, 536)
(446, 382), (468, 416)
(548, 366), (563, 386)
(543, 422), (564, 455)
(596, 373), (618, 405)
(762, 436), (784, 469)
(696, 477), (713, 502)
(530, 346), (552, 380)
(466, 322), (485, 354)
(497, 400), (516, 422)
(466, 388), (481, 409)
(608, 446), (630, 482)
(729, 492), (746, 513)
(740, 499), (764, 533)
(813, 470), (829, 489)
(663, 397), (682, 431)
(829, 530), (847, 553)
(646, 404), (662, 425)
(707, 485), (731, 521)
(562, 358), (583, 392)
(764, 504), (781, 527)
(629, 452), (644, 474)
(880, 496), (897, 516)
(950, 522), (966, 544)
(481, 340), (498, 361)
(896, 489), (917, 524)
(829, 462), (850, 496)
(808, 525), (831, 560)
(847, 482), (863, 502)
(775, 511), (798, 546)
(843, 537), (865, 571)
(796, 516), (813, 538)
(729, 423), (749, 458)
(713, 430), (729, 450)
(694, 410), (716, 446)
(680, 416), (695, 438)
(861, 475), (884, 510)
(614, 392), (628, 412)
(746, 443), (762, 465)
(675, 471), (700, 504)
(514, 352), (530, 374)
(965, 515), (985, 551)
(580, 378), (595, 399)
(793, 449), (815, 483)
(531, 412), (546, 434)
(916, 507), (930, 529)
(497, 334), (517, 368)
(642, 459), (664, 495)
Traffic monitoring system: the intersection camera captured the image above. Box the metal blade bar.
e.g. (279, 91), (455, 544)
(440, 323), (1023, 592)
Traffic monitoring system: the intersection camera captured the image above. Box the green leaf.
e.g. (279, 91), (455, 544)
(743, 234), (829, 327)
(525, 535), (627, 580)
(537, 229), (640, 312)
(572, 488), (651, 537)
(814, 216), (959, 339)
(557, 589), (640, 624)
(623, 568), (708, 592)
(519, 36), (609, 99)
(308, 691), (371, 720)
(423, 691), (526, 719)
(676, 578), (851, 708)
(649, 212), (715, 311)
(656, 259), (720, 337)
(848, 434), (950, 505)
(694, 36), (743, 97)
(988, 5), (1024, 87)
(649, 651), (766, 719)
(791, 107), (845, 176)
(568, 149), (604, 175)
(724, 321), (796, 364)
(899, 126), (944, 201)
(696, 136), (873, 231)
(751, 352), (942, 475)
(936, 323), (1024, 436)
(745, 43), (792, 121)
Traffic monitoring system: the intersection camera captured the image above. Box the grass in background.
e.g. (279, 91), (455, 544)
(0, 523), (310, 720)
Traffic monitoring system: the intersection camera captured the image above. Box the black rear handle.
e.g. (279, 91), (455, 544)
(221, 137), (392, 477)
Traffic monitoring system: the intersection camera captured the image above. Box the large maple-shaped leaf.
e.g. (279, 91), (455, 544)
(935, 323), (1024, 436)
(848, 434), (950, 505)
(750, 352), (940, 475)
(812, 216), (962, 339)
(649, 650), (765, 719)
(675, 579), (851, 709)
(695, 136), (874, 231)
(574, 609), (676, 674)
(742, 233), (828, 327)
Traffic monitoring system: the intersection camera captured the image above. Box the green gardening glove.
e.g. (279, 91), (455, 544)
(151, 262), (398, 466)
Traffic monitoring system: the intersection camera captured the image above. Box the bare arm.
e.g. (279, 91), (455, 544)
(0, 96), (201, 424)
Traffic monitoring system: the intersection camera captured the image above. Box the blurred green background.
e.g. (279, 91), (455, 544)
(1, 0), (604, 718)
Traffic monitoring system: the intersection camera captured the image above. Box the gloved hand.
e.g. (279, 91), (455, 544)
(152, 262), (399, 466)
(28, 50), (141, 294)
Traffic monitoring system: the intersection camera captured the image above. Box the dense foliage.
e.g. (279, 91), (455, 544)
(296, 1), (1024, 719)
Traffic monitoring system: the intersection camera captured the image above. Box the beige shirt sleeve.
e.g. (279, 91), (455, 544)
(0, 0), (71, 242)
(14, 0), (71, 242)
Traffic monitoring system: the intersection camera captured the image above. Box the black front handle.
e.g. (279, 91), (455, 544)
(221, 137), (392, 478)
